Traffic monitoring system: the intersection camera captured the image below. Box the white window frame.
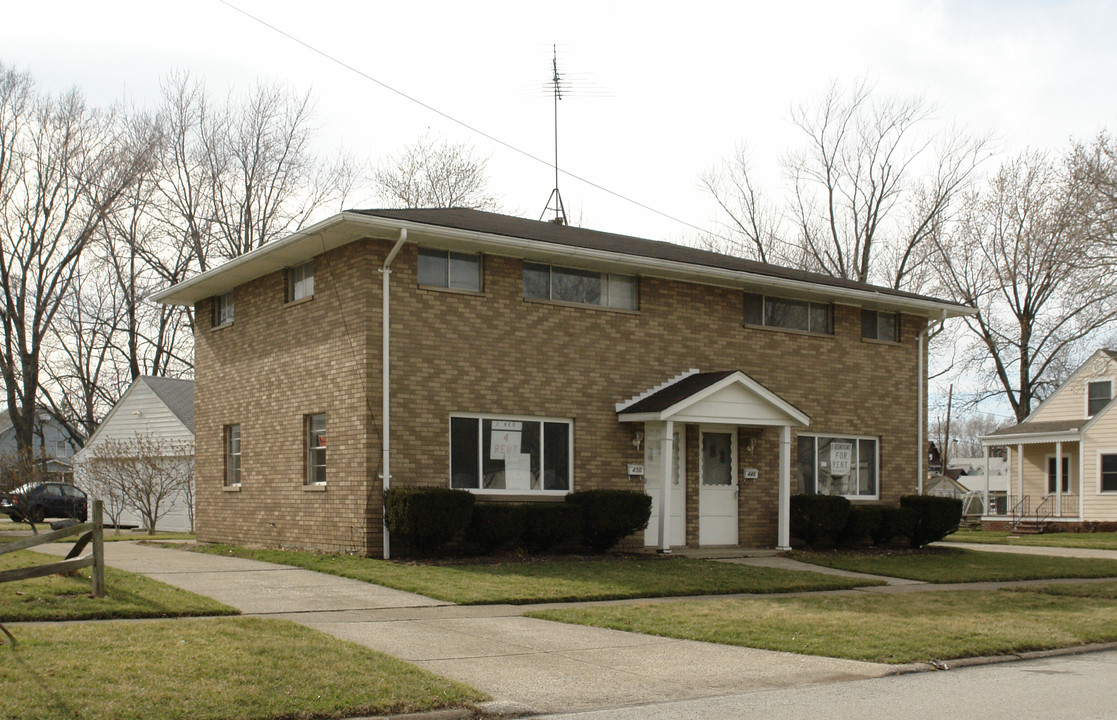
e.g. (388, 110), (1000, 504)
(306, 413), (326, 485)
(224, 424), (241, 487)
(1085, 378), (1114, 418)
(214, 292), (234, 327)
(699, 425), (738, 487)
(448, 412), (573, 496)
(288, 261), (315, 302)
(523, 262), (638, 310)
(1044, 453), (1074, 494)
(417, 247), (482, 291)
(1098, 449), (1117, 494)
(797, 432), (880, 500)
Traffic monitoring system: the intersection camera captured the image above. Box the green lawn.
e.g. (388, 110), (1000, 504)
(0, 549), (235, 622)
(191, 545), (883, 604)
(945, 529), (1117, 551)
(0, 617), (486, 720)
(792, 548), (1117, 583)
(528, 581), (1117, 664)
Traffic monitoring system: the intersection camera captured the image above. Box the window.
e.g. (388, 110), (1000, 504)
(1101, 454), (1117, 493)
(288, 261), (315, 302)
(306, 414), (326, 485)
(743, 293), (831, 334)
(450, 414), (572, 494)
(797, 434), (878, 498)
(418, 248), (481, 291)
(861, 309), (899, 342)
(224, 425), (241, 486)
(1047, 456), (1071, 493)
(523, 263), (637, 310)
(1087, 380), (1112, 417)
(214, 292), (234, 327)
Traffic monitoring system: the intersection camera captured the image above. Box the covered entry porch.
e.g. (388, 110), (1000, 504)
(980, 420), (1084, 525)
(616, 370), (809, 551)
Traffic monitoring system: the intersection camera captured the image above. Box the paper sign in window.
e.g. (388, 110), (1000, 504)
(505, 453), (532, 490)
(490, 430), (521, 459)
(829, 442), (852, 476)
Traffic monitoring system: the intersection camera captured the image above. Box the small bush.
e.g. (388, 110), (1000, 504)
(467, 504), (527, 552)
(566, 490), (651, 552)
(901, 495), (963, 547)
(873, 506), (917, 546)
(521, 503), (581, 552)
(384, 487), (474, 554)
(790, 494), (851, 548)
(839, 505), (880, 547)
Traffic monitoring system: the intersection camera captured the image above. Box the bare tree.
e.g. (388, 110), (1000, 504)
(704, 80), (989, 291)
(0, 64), (156, 455)
(373, 132), (499, 210)
(933, 150), (1117, 422)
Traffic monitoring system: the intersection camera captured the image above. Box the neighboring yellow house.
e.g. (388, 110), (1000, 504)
(981, 349), (1117, 528)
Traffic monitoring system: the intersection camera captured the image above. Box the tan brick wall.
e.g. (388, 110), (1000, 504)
(194, 237), (926, 555)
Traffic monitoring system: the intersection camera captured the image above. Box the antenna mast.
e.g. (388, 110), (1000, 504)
(541, 44), (568, 225)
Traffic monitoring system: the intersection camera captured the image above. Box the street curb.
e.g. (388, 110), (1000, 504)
(884, 641), (1117, 675)
(345, 700), (537, 720)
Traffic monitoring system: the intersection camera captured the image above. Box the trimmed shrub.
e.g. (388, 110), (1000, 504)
(790, 494), (851, 548)
(873, 506), (917, 547)
(839, 505), (881, 547)
(467, 504), (527, 553)
(901, 495), (963, 547)
(566, 490), (652, 552)
(521, 503), (581, 552)
(384, 487), (474, 554)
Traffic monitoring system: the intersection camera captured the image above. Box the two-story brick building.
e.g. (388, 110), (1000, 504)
(153, 208), (969, 557)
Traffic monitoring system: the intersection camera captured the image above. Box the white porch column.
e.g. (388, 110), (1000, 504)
(1055, 440), (1063, 516)
(1017, 443), (1024, 507)
(777, 425), (791, 551)
(983, 444), (990, 515)
(658, 420), (675, 553)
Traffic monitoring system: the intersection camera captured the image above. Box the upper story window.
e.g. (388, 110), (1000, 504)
(743, 293), (831, 335)
(214, 292), (234, 327)
(861, 310), (899, 342)
(1087, 380), (1112, 417)
(288, 261), (315, 302)
(418, 248), (481, 291)
(523, 263), (637, 310)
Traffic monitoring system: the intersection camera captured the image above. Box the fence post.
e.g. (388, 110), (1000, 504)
(92, 500), (105, 598)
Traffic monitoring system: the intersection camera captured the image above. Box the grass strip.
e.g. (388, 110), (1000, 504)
(944, 529), (1117, 551)
(791, 547), (1117, 583)
(528, 582), (1117, 664)
(190, 545), (882, 604)
(0, 617), (486, 720)
(0, 549), (235, 622)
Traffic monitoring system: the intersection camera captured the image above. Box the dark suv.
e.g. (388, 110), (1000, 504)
(1, 482), (88, 523)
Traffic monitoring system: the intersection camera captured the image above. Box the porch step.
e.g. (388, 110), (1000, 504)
(1012, 520), (1046, 535)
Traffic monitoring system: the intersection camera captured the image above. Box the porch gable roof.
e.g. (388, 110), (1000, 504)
(616, 369), (810, 427)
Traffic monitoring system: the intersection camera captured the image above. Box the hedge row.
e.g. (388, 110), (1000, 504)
(790, 494), (962, 549)
(383, 487), (652, 556)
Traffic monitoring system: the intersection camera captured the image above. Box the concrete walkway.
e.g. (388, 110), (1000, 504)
(937, 541), (1117, 560)
(36, 542), (899, 714)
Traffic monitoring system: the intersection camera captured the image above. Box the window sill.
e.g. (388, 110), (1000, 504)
(284, 296), (314, 309)
(458, 490), (569, 502)
(418, 284), (487, 298)
(742, 323), (834, 339)
(522, 296), (639, 315)
(302, 483), (327, 492)
(211, 322), (234, 333)
(861, 337), (902, 346)
(222, 485), (242, 492)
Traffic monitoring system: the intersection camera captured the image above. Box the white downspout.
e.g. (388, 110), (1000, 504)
(917, 312), (946, 495)
(380, 228), (407, 560)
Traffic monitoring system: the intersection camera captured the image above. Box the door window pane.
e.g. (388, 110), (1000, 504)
(702, 432), (733, 486)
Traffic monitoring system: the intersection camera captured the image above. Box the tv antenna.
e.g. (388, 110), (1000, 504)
(540, 45), (567, 225)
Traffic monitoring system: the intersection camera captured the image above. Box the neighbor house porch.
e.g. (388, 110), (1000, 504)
(980, 420), (1084, 527)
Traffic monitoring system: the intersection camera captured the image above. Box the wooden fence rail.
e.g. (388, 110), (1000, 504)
(0, 500), (104, 597)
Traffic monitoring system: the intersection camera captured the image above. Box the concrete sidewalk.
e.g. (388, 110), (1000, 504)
(36, 542), (898, 714)
(938, 541), (1117, 560)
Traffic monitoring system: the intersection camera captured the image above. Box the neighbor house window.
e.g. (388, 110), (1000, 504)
(1100, 454), (1117, 493)
(288, 261), (315, 302)
(861, 310), (899, 342)
(224, 425), (241, 486)
(1047, 456), (1071, 494)
(214, 292), (234, 327)
(449, 414), (572, 494)
(523, 263), (637, 310)
(1087, 380), (1112, 417)
(743, 293), (831, 334)
(797, 434), (878, 498)
(306, 414), (326, 485)
(418, 248), (481, 291)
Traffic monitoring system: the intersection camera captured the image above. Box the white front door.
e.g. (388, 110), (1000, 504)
(699, 427), (738, 545)
(644, 423), (685, 547)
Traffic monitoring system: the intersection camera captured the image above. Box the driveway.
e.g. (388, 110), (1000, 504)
(38, 542), (899, 714)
